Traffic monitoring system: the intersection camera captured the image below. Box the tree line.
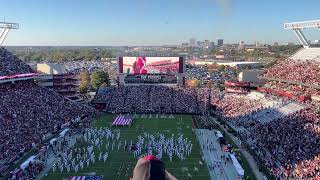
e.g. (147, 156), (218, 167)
(10, 48), (115, 63)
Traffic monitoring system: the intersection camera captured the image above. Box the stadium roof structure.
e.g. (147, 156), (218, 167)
(284, 20), (320, 48)
(0, 21), (19, 46)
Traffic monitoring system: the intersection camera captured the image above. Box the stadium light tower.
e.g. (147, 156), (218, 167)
(0, 21), (19, 46)
(284, 20), (320, 48)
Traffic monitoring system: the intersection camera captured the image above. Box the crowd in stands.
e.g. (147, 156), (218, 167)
(215, 57), (320, 178)
(63, 60), (116, 73)
(262, 59), (320, 86)
(250, 108), (320, 179)
(11, 162), (45, 180)
(0, 47), (99, 177)
(186, 65), (238, 82)
(0, 48), (33, 76)
(214, 93), (320, 179)
(94, 86), (215, 114)
(0, 80), (98, 173)
(214, 96), (264, 120)
(266, 81), (320, 96)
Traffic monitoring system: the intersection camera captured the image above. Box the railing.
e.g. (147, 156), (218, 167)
(0, 22), (19, 29)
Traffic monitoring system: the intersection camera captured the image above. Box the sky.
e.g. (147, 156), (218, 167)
(1, 0), (320, 46)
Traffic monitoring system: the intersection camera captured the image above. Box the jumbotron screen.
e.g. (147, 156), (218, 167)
(121, 57), (181, 75)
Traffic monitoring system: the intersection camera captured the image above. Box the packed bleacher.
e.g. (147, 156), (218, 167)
(0, 48), (98, 176)
(262, 59), (320, 86)
(214, 96), (264, 119)
(0, 81), (98, 169)
(0, 48), (33, 76)
(266, 81), (320, 96)
(214, 93), (320, 179)
(250, 108), (320, 179)
(63, 60), (116, 73)
(94, 86), (214, 114)
(11, 161), (45, 180)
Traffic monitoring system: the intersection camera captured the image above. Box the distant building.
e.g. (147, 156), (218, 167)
(273, 42), (279, 47)
(36, 63), (80, 99)
(196, 41), (202, 47)
(255, 41), (261, 47)
(181, 43), (189, 48)
(204, 40), (210, 48)
(190, 38), (196, 47)
(210, 42), (215, 48)
(217, 39), (224, 47)
(238, 41), (245, 50)
(37, 63), (66, 75)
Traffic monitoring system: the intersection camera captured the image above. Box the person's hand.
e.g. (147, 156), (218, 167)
(132, 156), (177, 180)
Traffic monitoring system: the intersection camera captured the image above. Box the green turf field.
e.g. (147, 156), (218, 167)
(43, 114), (211, 180)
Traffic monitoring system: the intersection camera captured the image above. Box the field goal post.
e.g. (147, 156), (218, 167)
(0, 21), (19, 46)
(284, 20), (320, 48)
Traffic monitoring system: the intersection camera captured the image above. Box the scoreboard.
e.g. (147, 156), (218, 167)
(118, 57), (185, 86)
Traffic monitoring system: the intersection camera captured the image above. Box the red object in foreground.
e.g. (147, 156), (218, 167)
(144, 155), (159, 161)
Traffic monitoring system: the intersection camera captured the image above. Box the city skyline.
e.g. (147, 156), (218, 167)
(1, 0), (319, 46)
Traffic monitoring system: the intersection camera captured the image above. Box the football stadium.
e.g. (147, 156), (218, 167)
(0, 13), (320, 180)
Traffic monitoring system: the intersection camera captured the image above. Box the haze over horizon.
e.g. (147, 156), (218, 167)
(1, 0), (320, 46)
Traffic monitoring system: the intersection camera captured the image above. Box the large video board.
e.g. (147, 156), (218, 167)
(121, 57), (180, 75)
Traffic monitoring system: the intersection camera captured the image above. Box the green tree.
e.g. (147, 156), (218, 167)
(80, 71), (91, 83)
(79, 81), (90, 93)
(91, 70), (110, 91)
(79, 71), (91, 93)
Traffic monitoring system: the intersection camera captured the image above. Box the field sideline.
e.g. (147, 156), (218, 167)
(43, 114), (211, 180)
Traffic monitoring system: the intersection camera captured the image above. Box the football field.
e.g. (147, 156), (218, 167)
(43, 114), (211, 180)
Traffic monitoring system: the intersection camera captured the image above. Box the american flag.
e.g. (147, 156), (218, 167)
(70, 175), (103, 180)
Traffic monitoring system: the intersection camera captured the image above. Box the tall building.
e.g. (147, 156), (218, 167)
(255, 41), (260, 47)
(239, 41), (245, 50)
(217, 39), (224, 47)
(210, 42), (215, 48)
(196, 41), (202, 47)
(204, 40), (210, 48)
(189, 38), (196, 47)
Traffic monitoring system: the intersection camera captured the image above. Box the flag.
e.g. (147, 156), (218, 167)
(70, 176), (103, 180)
